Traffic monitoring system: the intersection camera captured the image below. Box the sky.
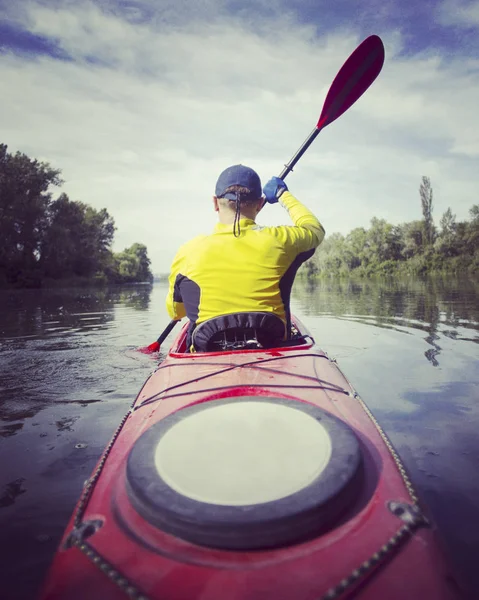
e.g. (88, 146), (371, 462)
(1, 0), (479, 274)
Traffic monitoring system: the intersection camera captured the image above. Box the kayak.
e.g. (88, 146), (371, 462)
(40, 316), (463, 600)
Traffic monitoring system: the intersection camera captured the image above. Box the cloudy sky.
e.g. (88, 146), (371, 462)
(1, 0), (478, 273)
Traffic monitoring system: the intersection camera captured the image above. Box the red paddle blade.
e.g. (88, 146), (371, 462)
(317, 35), (385, 129)
(138, 341), (160, 354)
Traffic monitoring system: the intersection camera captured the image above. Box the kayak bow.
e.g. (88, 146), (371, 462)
(40, 317), (463, 600)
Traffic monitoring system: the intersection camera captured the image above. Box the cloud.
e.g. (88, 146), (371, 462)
(437, 0), (479, 28)
(1, 1), (478, 273)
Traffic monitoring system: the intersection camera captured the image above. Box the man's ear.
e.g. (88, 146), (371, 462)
(257, 197), (267, 214)
(213, 196), (219, 212)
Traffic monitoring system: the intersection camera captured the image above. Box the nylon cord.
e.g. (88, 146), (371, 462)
(233, 195), (241, 237)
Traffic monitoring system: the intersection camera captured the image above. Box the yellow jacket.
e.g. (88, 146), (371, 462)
(166, 191), (324, 331)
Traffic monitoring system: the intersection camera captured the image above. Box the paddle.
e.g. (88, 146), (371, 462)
(279, 34), (385, 179)
(140, 35), (385, 354)
(138, 319), (179, 354)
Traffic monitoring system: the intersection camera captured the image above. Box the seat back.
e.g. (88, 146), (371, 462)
(192, 312), (286, 352)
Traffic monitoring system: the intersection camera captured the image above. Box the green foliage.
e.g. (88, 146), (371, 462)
(0, 143), (62, 284)
(435, 207), (459, 259)
(0, 144), (152, 288)
(301, 176), (479, 280)
(344, 227), (367, 269)
(40, 193), (116, 279)
(420, 176), (435, 246)
(466, 204), (479, 252)
(110, 243), (153, 284)
(397, 220), (424, 259)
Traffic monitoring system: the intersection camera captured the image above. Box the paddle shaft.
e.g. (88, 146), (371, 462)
(279, 127), (321, 180)
(156, 319), (179, 345)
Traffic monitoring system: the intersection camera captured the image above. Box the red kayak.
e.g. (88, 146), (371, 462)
(40, 317), (463, 599)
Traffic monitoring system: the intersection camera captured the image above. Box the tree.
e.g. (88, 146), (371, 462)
(0, 143), (155, 287)
(397, 221), (424, 259)
(81, 206), (116, 275)
(111, 243), (153, 283)
(40, 196), (116, 278)
(364, 218), (403, 266)
(129, 243), (153, 282)
(464, 204), (479, 255)
(41, 193), (85, 277)
(419, 176), (435, 246)
(344, 227), (368, 270)
(440, 207), (456, 236)
(434, 208), (459, 259)
(315, 233), (346, 276)
(0, 144), (62, 283)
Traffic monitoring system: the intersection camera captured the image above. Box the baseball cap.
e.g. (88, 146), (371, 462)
(215, 165), (262, 200)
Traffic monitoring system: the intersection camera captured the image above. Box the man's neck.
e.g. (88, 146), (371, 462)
(218, 212), (256, 225)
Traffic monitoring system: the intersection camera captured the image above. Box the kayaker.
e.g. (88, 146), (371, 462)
(166, 164), (325, 351)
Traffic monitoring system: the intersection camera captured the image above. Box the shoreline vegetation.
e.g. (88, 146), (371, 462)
(2, 142), (477, 288)
(0, 143), (153, 289)
(299, 177), (479, 280)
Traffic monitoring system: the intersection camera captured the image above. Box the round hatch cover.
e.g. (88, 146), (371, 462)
(126, 397), (362, 550)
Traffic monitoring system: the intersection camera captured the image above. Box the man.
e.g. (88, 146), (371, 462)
(166, 164), (325, 351)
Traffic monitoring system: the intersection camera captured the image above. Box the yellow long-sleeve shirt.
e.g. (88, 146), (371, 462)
(166, 191), (325, 332)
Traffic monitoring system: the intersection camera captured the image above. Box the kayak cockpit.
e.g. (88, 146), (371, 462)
(169, 313), (315, 355)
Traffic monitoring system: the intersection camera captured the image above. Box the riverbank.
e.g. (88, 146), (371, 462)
(301, 252), (479, 280)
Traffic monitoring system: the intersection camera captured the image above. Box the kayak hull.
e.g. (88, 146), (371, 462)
(40, 318), (464, 599)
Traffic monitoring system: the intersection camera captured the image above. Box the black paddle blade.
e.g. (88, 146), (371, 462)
(317, 35), (385, 129)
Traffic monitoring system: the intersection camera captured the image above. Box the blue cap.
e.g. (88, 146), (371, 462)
(215, 165), (262, 200)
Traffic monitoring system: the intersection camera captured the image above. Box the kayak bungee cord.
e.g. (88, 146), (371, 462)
(313, 358), (430, 599)
(65, 408), (150, 599)
(139, 383), (349, 405)
(62, 353), (430, 600)
(64, 539), (148, 600)
(136, 352), (350, 409)
(68, 511), (429, 600)
(326, 356), (420, 504)
(321, 507), (429, 600)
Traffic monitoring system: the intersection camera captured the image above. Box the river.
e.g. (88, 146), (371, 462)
(0, 277), (478, 599)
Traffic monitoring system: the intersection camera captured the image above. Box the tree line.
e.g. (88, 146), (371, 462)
(0, 144), (153, 288)
(302, 177), (479, 279)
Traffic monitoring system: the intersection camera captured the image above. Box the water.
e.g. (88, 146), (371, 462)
(0, 278), (478, 599)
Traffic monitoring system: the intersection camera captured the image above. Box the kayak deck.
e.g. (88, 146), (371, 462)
(40, 318), (463, 599)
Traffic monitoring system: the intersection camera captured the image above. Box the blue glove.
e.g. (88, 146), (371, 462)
(263, 177), (288, 204)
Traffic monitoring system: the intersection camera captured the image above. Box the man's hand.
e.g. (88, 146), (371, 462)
(263, 177), (288, 204)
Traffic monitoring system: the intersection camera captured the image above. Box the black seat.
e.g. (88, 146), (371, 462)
(191, 312), (286, 352)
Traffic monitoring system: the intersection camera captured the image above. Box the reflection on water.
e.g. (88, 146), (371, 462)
(0, 285), (152, 340)
(293, 276), (479, 367)
(0, 285), (155, 431)
(0, 278), (478, 599)
(0, 479), (26, 508)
